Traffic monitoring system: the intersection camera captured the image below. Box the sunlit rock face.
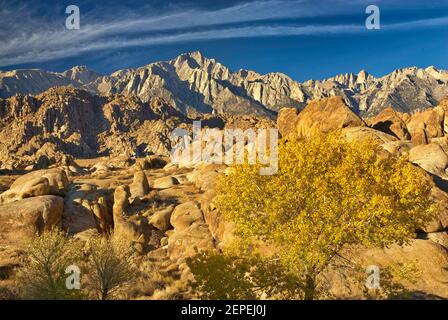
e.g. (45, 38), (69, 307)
(2, 53), (448, 117)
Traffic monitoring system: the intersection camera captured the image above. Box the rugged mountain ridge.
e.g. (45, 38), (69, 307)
(0, 87), (186, 169)
(0, 86), (274, 170)
(0, 66), (101, 98)
(1, 52), (448, 117)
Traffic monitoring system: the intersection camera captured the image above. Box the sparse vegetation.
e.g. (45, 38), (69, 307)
(15, 228), (84, 300)
(84, 235), (136, 300)
(14, 229), (138, 300)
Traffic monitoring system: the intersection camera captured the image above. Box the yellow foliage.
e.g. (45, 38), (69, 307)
(188, 250), (304, 300)
(215, 131), (437, 299)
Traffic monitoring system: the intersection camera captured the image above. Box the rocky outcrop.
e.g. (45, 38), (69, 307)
(406, 103), (447, 145)
(186, 164), (226, 191)
(0, 86), (276, 170)
(426, 187), (448, 233)
(342, 127), (397, 144)
(409, 143), (448, 178)
(291, 97), (365, 138)
(170, 202), (204, 231)
(149, 205), (174, 232)
(0, 168), (69, 204)
(153, 176), (179, 189)
(12, 169), (69, 195)
(277, 107), (300, 137)
(0, 195), (63, 247)
(0, 177), (51, 204)
(329, 239), (448, 299)
(112, 185), (151, 252)
(62, 184), (111, 234)
(168, 201), (214, 261)
(0, 88), (186, 169)
(367, 107), (410, 140)
(381, 141), (413, 157)
(168, 222), (214, 261)
(129, 169), (150, 198)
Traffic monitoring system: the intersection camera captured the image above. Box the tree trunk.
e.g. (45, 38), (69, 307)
(101, 288), (108, 300)
(304, 274), (317, 300)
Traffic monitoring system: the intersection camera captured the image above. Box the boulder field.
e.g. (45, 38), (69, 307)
(0, 96), (447, 299)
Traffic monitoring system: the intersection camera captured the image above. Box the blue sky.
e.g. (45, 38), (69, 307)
(1, 0), (448, 81)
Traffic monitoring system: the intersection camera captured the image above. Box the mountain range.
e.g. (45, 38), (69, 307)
(2, 51), (448, 117)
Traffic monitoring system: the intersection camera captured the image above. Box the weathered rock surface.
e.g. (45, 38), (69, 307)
(13, 169), (69, 195)
(153, 176), (179, 189)
(277, 107), (300, 137)
(0, 88), (185, 169)
(0, 195), (63, 247)
(409, 143), (448, 178)
(0, 168), (69, 204)
(0, 177), (50, 204)
(341, 127), (397, 144)
(168, 222), (215, 261)
(406, 102), (448, 145)
(129, 170), (150, 198)
(426, 232), (448, 249)
(170, 202), (204, 231)
(62, 184), (111, 234)
(426, 187), (448, 233)
(292, 97), (365, 138)
(329, 240), (448, 299)
(380, 141), (413, 157)
(149, 205), (174, 232)
(367, 107), (410, 140)
(112, 186), (151, 251)
(168, 201), (214, 260)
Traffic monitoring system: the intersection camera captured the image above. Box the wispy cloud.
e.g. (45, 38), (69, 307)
(0, 0), (447, 68)
(0, 25), (364, 66)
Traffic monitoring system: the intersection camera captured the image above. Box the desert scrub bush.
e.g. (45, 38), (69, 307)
(200, 131), (438, 300)
(15, 228), (84, 300)
(84, 235), (136, 300)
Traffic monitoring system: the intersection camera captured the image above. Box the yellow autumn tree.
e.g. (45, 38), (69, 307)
(212, 131), (437, 299)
